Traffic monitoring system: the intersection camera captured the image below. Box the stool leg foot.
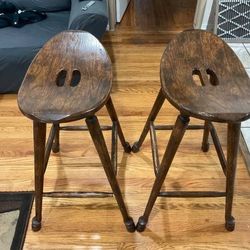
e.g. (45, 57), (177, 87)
(132, 89), (165, 153)
(125, 217), (136, 232)
(202, 121), (210, 152)
(32, 121), (46, 232)
(225, 123), (240, 232)
(136, 216), (148, 232)
(131, 141), (140, 153)
(137, 115), (190, 232)
(123, 141), (132, 154)
(106, 97), (131, 153)
(86, 116), (135, 232)
(32, 217), (42, 232)
(52, 124), (60, 153)
(225, 216), (235, 231)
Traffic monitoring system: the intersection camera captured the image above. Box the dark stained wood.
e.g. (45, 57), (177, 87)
(44, 125), (58, 174)
(202, 121), (210, 152)
(59, 125), (112, 131)
(155, 124), (204, 130)
(32, 121), (46, 232)
(17, 31), (134, 233)
(86, 116), (135, 232)
(208, 122), (227, 176)
(137, 114), (190, 232)
(52, 124), (60, 153)
(151, 122), (206, 176)
(159, 191), (226, 198)
(149, 122), (160, 175)
(43, 192), (113, 198)
(111, 121), (118, 175)
(1, 0), (250, 247)
(18, 31), (112, 124)
(106, 97), (131, 153)
(143, 121), (207, 177)
(132, 89), (165, 152)
(225, 123), (241, 231)
(134, 30), (250, 233)
(160, 29), (250, 123)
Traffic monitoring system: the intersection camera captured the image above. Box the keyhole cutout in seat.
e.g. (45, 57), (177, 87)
(206, 69), (219, 86)
(56, 70), (67, 87)
(70, 70), (81, 87)
(192, 68), (219, 87)
(192, 69), (205, 87)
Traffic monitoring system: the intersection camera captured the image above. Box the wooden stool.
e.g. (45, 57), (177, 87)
(132, 30), (250, 232)
(17, 31), (135, 232)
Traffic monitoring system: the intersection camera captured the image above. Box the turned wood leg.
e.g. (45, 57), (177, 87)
(202, 121), (210, 152)
(86, 116), (135, 232)
(52, 124), (60, 153)
(32, 121), (46, 231)
(132, 89), (165, 153)
(225, 122), (240, 231)
(137, 115), (190, 232)
(106, 97), (131, 153)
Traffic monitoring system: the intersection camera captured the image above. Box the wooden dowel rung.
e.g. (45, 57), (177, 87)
(154, 125), (204, 130)
(158, 191), (226, 198)
(60, 126), (112, 131)
(43, 192), (113, 198)
(43, 125), (56, 174)
(208, 123), (227, 176)
(150, 122), (160, 175)
(111, 122), (118, 175)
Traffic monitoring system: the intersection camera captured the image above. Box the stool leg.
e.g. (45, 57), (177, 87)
(137, 115), (190, 232)
(32, 121), (46, 231)
(202, 121), (210, 152)
(86, 116), (136, 232)
(132, 89), (165, 153)
(106, 97), (131, 153)
(225, 122), (240, 231)
(52, 124), (60, 153)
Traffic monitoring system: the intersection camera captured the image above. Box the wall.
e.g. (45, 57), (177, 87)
(194, 0), (214, 30)
(116, 0), (130, 22)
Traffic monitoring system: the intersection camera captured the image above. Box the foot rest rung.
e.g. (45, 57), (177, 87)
(43, 191), (113, 198)
(159, 191), (226, 198)
(60, 125), (112, 131)
(154, 125), (205, 130)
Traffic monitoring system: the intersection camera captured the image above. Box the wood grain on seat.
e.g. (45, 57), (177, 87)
(160, 29), (250, 123)
(18, 31), (112, 123)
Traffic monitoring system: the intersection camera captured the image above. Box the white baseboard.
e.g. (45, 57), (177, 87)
(194, 0), (214, 30)
(116, 0), (130, 22)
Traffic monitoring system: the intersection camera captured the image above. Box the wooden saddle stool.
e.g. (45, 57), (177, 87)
(18, 31), (135, 232)
(132, 30), (250, 232)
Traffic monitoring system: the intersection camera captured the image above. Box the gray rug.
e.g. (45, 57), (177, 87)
(0, 192), (34, 250)
(0, 210), (19, 249)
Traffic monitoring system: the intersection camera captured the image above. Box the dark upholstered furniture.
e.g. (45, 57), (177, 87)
(0, 0), (108, 93)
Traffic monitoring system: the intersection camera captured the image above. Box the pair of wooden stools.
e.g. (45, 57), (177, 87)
(18, 30), (250, 233)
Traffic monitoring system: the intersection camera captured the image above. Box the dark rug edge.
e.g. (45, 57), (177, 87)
(0, 191), (34, 250)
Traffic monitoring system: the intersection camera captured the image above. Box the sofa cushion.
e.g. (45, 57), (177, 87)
(0, 11), (70, 48)
(7, 0), (71, 12)
(69, 0), (108, 39)
(0, 11), (70, 93)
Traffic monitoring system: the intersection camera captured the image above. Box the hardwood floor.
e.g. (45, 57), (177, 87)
(119, 0), (197, 31)
(1, 0), (250, 249)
